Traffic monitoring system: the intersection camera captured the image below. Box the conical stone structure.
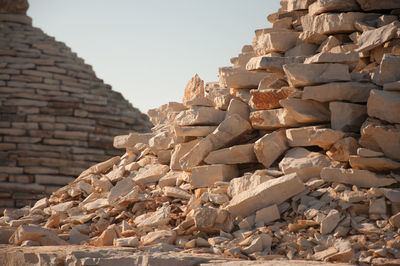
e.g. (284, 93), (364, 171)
(0, 0), (152, 209)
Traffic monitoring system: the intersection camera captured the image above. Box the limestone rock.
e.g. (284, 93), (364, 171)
(304, 51), (359, 64)
(357, 22), (399, 53)
(226, 98), (250, 121)
(254, 130), (288, 168)
(321, 168), (396, 188)
(357, 0), (400, 11)
(384, 81), (400, 92)
(173, 126), (217, 137)
(163, 186), (191, 200)
(320, 209), (341, 235)
(309, 0), (360, 16)
(182, 74), (205, 106)
(360, 118), (400, 161)
(249, 87), (298, 110)
(302, 82), (376, 103)
(114, 133), (154, 149)
(10, 224), (66, 246)
(218, 66), (272, 89)
(174, 107), (226, 126)
(367, 90), (400, 124)
(204, 144), (257, 165)
(330, 102), (367, 132)
(327, 137), (359, 162)
(279, 147), (334, 182)
(179, 114), (252, 170)
(357, 147), (384, 157)
(190, 164), (239, 188)
(280, 98), (331, 124)
(283, 63), (351, 87)
(250, 109), (300, 130)
(113, 236), (139, 247)
(226, 173), (305, 217)
(373, 54), (400, 85)
(133, 164), (169, 184)
(253, 32), (300, 55)
(255, 204), (280, 225)
(287, 0), (316, 11)
(228, 172), (273, 198)
(301, 12), (380, 35)
(349, 156), (400, 171)
(246, 56), (305, 73)
(286, 126), (345, 150)
(135, 205), (171, 228)
(170, 139), (201, 171)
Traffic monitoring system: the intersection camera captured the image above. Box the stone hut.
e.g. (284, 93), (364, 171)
(0, 0), (152, 209)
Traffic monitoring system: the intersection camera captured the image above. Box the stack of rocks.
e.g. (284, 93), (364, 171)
(2, 0), (400, 264)
(0, 1), (152, 209)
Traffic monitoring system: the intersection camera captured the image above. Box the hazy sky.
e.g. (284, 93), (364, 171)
(28, 0), (281, 113)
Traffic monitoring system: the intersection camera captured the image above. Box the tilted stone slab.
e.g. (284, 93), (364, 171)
(360, 118), (400, 161)
(226, 173), (306, 217)
(287, 0), (316, 11)
(283, 63), (350, 87)
(190, 164), (239, 188)
(218, 66), (273, 89)
(321, 167), (397, 188)
(357, 22), (399, 53)
(204, 144), (257, 165)
(254, 130), (288, 168)
(246, 56), (305, 73)
(301, 12), (381, 35)
(349, 155), (400, 172)
(174, 107), (226, 126)
(367, 90), (400, 124)
(179, 114), (252, 171)
(302, 82), (377, 103)
(309, 0), (360, 16)
(113, 133), (154, 149)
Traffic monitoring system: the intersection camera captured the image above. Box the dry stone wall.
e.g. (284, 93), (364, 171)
(0, 6), (152, 209)
(2, 0), (400, 265)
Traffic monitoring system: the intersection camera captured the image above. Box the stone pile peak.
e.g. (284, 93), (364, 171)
(1, 0), (400, 265)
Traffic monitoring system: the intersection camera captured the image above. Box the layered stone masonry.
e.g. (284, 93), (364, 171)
(0, 13), (152, 209)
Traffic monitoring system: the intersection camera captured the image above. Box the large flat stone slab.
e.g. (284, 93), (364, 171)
(226, 173), (306, 217)
(190, 164), (239, 188)
(349, 155), (400, 171)
(280, 98), (331, 124)
(301, 12), (380, 35)
(321, 167), (396, 188)
(249, 87), (298, 110)
(367, 90), (400, 124)
(179, 114), (252, 170)
(286, 126), (345, 150)
(250, 109), (301, 130)
(246, 56), (305, 73)
(302, 82), (377, 103)
(304, 51), (359, 64)
(253, 32), (300, 55)
(174, 107), (226, 126)
(218, 66), (273, 89)
(254, 130), (288, 168)
(204, 144), (257, 165)
(283, 63), (350, 87)
(287, 0), (316, 11)
(309, 0), (360, 16)
(360, 118), (400, 161)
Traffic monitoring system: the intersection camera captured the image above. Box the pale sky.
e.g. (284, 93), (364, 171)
(28, 0), (280, 113)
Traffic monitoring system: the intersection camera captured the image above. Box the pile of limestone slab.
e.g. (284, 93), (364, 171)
(2, 0), (400, 264)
